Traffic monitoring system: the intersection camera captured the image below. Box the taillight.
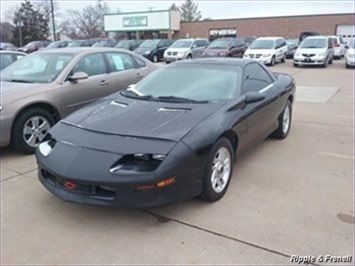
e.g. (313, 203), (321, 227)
(334, 44), (340, 47)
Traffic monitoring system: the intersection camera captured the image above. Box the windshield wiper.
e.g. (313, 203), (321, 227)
(120, 90), (154, 100)
(157, 96), (208, 103)
(7, 79), (34, 83)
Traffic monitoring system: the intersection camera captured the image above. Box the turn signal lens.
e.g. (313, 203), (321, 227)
(136, 177), (176, 191)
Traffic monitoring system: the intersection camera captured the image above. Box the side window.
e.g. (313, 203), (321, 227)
(72, 53), (106, 77)
(281, 39), (287, 47)
(106, 52), (136, 72)
(243, 63), (273, 93)
(328, 38), (333, 48)
(192, 41), (198, 47)
(275, 39), (281, 49)
(133, 56), (147, 68)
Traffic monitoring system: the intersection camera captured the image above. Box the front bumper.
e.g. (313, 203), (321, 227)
(346, 55), (355, 65)
(0, 112), (13, 147)
(164, 55), (185, 62)
(293, 55), (326, 65)
(36, 139), (204, 208)
(243, 55), (272, 64)
(333, 48), (343, 57)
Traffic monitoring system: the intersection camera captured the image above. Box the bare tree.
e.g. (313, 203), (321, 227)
(170, 3), (179, 11)
(0, 22), (15, 42)
(60, 4), (109, 39)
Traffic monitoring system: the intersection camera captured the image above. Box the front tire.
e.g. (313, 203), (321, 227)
(186, 54), (192, 59)
(152, 54), (158, 63)
(269, 56), (275, 66)
(271, 100), (292, 139)
(11, 108), (55, 154)
(201, 138), (234, 202)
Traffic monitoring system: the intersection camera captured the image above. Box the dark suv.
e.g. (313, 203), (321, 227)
(134, 39), (174, 62)
(202, 37), (247, 58)
(116, 40), (144, 51)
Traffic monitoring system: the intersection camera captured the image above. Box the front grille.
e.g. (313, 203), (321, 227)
(249, 54), (255, 58)
(167, 52), (171, 55)
(302, 54), (316, 57)
(255, 54), (262, 58)
(172, 52), (178, 56)
(41, 169), (116, 198)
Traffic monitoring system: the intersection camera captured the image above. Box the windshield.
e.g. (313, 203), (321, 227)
(209, 39), (230, 49)
(249, 40), (274, 49)
(125, 65), (239, 102)
(170, 40), (192, 48)
(116, 41), (131, 49)
(25, 41), (38, 48)
(300, 38), (326, 48)
(1, 52), (73, 83)
(47, 42), (60, 48)
(140, 40), (160, 48)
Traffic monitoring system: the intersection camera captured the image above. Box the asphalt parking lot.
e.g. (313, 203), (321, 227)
(1, 59), (354, 265)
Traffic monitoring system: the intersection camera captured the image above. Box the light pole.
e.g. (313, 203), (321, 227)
(50, 0), (56, 41)
(17, 16), (23, 47)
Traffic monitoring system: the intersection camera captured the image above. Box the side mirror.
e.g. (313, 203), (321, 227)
(192, 44), (197, 49)
(244, 91), (265, 104)
(69, 71), (89, 82)
(229, 46), (235, 50)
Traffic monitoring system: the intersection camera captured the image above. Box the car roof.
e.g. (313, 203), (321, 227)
(174, 58), (256, 67)
(256, 37), (282, 40)
(305, 36), (327, 39)
(35, 47), (130, 55)
(0, 50), (26, 55)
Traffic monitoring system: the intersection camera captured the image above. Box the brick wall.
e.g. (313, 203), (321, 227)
(175, 13), (355, 39)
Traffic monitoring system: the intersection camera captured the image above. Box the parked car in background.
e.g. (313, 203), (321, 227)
(42, 40), (72, 49)
(68, 40), (97, 47)
(36, 58), (295, 207)
(17, 40), (51, 53)
(299, 31), (320, 43)
(329, 35), (346, 59)
(286, 39), (298, 59)
(293, 36), (334, 67)
(345, 38), (354, 68)
(164, 38), (209, 63)
(202, 38), (246, 58)
(243, 37), (288, 65)
(242, 36), (257, 47)
(115, 40), (144, 51)
(0, 51), (26, 70)
(92, 40), (118, 47)
(134, 39), (174, 62)
(0, 47), (157, 153)
(0, 42), (16, 51)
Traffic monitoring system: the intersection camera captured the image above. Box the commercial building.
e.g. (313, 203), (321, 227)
(104, 11), (354, 42)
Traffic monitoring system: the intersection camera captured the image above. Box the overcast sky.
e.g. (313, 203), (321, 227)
(1, 0), (354, 23)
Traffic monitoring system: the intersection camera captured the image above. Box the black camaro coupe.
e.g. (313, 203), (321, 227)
(36, 58), (295, 207)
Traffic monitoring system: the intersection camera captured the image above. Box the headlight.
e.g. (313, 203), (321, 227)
(347, 53), (354, 57)
(219, 52), (226, 56)
(202, 52), (206, 56)
(263, 54), (271, 57)
(0, 106), (3, 112)
(295, 53), (301, 57)
(317, 53), (325, 57)
(110, 153), (167, 173)
(38, 138), (57, 157)
(178, 51), (185, 55)
(243, 54), (249, 57)
(144, 51), (151, 55)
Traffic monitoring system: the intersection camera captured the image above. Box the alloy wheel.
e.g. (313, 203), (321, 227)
(210, 147), (231, 193)
(22, 116), (50, 147)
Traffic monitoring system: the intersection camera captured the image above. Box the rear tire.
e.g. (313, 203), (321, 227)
(11, 108), (55, 154)
(271, 100), (292, 139)
(201, 138), (234, 202)
(281, 53), (286, 63)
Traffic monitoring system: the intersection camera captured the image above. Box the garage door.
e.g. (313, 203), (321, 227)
(336, 24), (355, 44)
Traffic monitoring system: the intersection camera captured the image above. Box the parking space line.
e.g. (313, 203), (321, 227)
(143, 210), (291, 259)
(316, 151), (354, 160)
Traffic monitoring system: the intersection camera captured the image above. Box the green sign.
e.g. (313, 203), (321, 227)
(123, 16), (148, 27)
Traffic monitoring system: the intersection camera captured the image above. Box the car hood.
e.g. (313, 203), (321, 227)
(204, 48), (228, 55)
(0, 81), (44, 96)
(135, 47), (154, 54)
(166, 47), (190, 53)
(296, 48), (326, 54)
(245, 48), (274, 54)
(62, 94), (226, 142)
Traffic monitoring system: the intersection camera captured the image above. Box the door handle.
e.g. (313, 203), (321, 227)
(99, 80), (109, 86)
(136, 73), (141, 79)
